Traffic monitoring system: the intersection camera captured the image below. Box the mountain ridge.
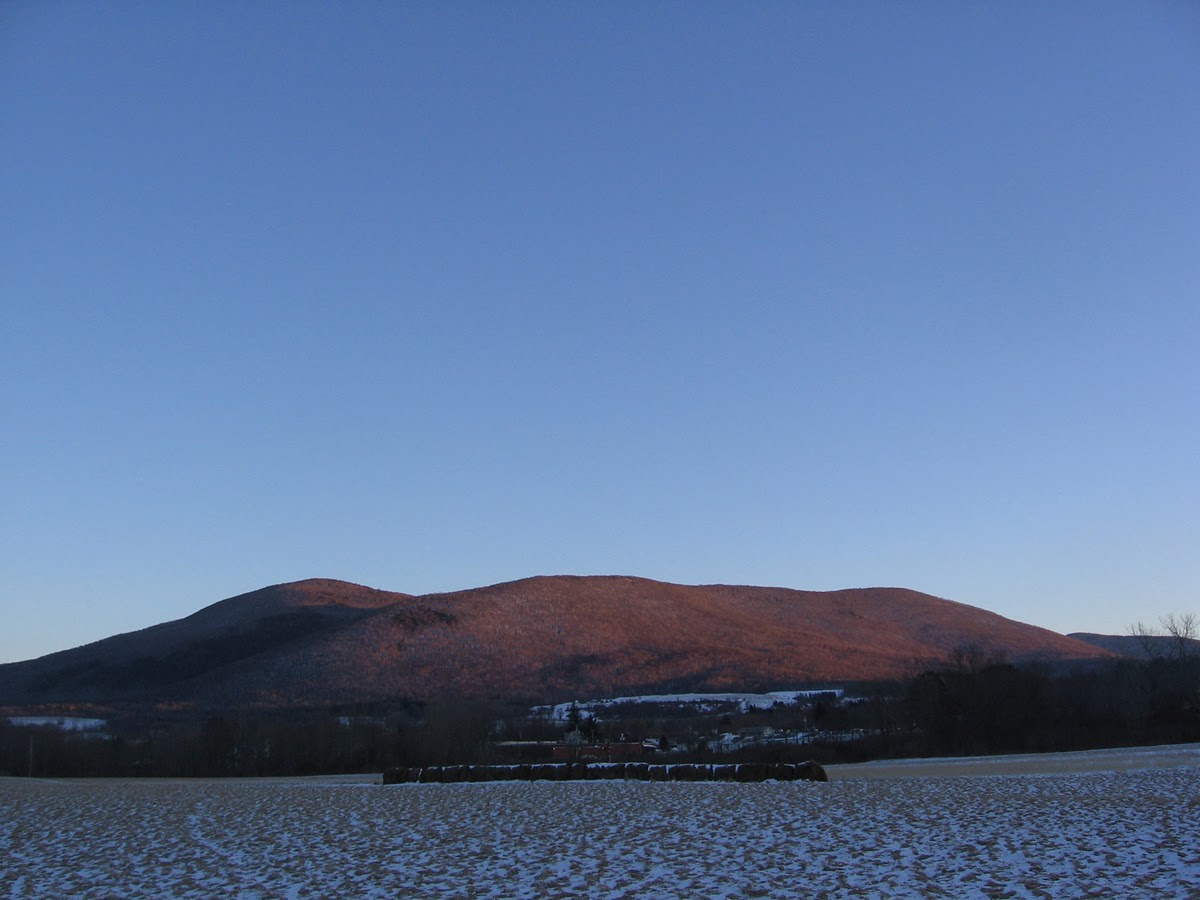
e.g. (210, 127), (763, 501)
(0, 576), (1114, 713)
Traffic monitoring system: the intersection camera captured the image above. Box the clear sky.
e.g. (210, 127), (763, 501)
(2, 2), (1197, 664)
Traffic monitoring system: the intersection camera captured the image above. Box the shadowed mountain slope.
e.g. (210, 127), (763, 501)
(0, 580), (410, 706)
(1, 576), (1113, 712)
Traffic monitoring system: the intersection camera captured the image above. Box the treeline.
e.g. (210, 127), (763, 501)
(519, 652), (1200, 765)
(0, 701), (498, 779)
(1, 715), (390, 778)
(3, 653), (1199, 778)
(828, 653), (1200, 761)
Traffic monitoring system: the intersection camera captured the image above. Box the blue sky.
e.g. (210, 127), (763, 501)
(2, 2), (1197, 663)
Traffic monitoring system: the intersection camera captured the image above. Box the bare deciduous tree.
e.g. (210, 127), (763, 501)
(1128, 614), (1199, 661)
(1160, 612), (1198, 660)
(1128, 620), (1162, 660)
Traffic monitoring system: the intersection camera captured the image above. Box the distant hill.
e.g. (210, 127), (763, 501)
(1068, 632), (1200, 661)
(0, 576), (1114, 713)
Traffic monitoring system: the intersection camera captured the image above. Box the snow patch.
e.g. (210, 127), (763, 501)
(534, 689), (843, 720)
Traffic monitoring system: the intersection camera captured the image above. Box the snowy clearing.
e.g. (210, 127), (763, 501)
(3, 745), (1199, 899)
(535, 690), (843, 720)
(6, 716), (107, 731)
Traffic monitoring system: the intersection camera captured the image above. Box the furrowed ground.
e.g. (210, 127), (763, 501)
(3, 745), (1199, 899)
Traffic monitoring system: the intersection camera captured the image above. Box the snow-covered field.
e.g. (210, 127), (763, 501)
(3, 745), (1199, 899)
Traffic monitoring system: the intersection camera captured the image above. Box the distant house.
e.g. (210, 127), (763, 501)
(737, 725), (776, 740)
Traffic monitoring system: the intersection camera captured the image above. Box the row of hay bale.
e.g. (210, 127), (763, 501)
(383, 761), (827, 784)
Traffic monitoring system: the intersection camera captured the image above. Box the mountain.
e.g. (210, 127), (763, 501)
(0, 576), (1113, 713)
